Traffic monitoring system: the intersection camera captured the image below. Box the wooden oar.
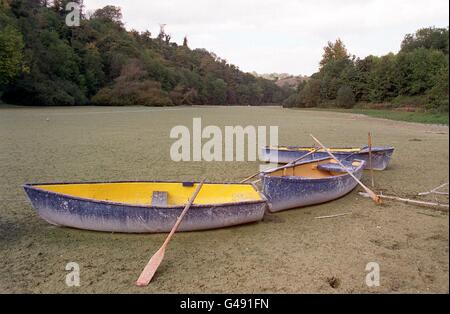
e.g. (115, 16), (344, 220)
(240, 148), (319, 183)
(368, 132), (375, 187)
(286, 147), (320, 165)
(341, 145), (368, 162)
(310, 134), (381, 204)
(136, 179), (206, 286)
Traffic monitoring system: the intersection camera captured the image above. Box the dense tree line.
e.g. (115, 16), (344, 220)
(0, 1), (290, 106)
(285, 28), (449, 113)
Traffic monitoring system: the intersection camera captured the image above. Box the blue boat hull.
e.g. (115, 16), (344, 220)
(23, 182), (268, 233)
(261, 158), (365, 212)
(262, 146), (394, 170)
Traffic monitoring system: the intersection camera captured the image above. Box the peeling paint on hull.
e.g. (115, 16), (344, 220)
(261, 159), (365, 212)
(23, 183), (268, 233)
(262, 146), (394, 170)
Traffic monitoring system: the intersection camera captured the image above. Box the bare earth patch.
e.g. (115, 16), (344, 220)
(0, 106), (448, 293)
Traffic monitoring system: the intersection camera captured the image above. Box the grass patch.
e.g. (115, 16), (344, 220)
(351, 109), (448, 125)
(301, 108), (449, 125)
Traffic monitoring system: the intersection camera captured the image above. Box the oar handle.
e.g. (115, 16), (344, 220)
(287, 147), (319, 166)
(341, 145), (369, 162)
(240, 147), (320, 183)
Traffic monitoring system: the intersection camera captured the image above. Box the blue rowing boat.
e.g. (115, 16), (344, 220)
(23, 181), (268, 233)
(261, 145), (394, 170)
(260, 157), (366, 212)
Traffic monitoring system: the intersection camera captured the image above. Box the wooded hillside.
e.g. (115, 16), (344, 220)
(0, 0), (290, 106)
(284, 27), (449, 113)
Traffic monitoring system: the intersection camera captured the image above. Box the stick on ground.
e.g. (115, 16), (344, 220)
(418, 182), (449, 196)
(359, 192), (449, 210)
(315, 212), (352, 219)
(368, 132), (375, 187)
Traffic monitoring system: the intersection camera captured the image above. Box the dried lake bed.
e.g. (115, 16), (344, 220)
(0, 106), (448, 293)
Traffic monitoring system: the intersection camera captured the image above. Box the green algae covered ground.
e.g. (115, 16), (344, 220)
(0, 106), (448, 293)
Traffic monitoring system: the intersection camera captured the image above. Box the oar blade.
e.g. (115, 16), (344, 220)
(136, 247), (165, 287)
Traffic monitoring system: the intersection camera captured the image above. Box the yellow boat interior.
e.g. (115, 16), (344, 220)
(32, 182), (264, 206)
(265, 158), (362, 179)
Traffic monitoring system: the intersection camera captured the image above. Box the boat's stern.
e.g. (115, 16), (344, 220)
(363, 146), (395, 170)
(23, 184), (62, 226)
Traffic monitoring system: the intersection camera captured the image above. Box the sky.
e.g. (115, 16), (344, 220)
(84, 0), (449, 76)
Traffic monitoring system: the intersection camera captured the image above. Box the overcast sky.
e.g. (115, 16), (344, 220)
(84, 0), (449, 75)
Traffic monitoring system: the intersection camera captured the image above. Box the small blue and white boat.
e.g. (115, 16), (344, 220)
(23, 181), (268, 233)
(261, 146), (394, 170)
(260, 157), (366, 212)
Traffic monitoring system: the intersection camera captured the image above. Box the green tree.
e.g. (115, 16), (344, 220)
(91, 5), (123, 26)
(282, 93), (299, 108)
(298, 79), (321, 107)
(205, 76), (227, 105)
(368, 54), (398, 102)
(401, 26), (449, 54)
(351, 56), (376, 102)
(81, 43), (105, 97)
(319, 38), (349, 69)
(316, 39), (353, 101)
(92, 59), (173, 106)
(336, 85), (355, 108)
(395, 48), (448, 96)
(427, 63), (449, 112)
(0, 25), (24, 86)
